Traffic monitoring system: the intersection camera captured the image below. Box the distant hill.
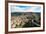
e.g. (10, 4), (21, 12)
(11, 12), (40, 16)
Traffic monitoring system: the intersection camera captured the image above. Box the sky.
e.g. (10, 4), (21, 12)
(11, 5), (41, 12)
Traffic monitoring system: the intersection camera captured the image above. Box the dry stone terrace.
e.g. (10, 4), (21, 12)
(11, 14), (31, 28)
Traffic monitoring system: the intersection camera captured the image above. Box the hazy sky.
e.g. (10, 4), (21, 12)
(11, 5), (41, 12)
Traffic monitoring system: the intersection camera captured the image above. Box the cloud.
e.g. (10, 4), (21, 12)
(31, 6), (41, 12)
(11, 5), (41, 12)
